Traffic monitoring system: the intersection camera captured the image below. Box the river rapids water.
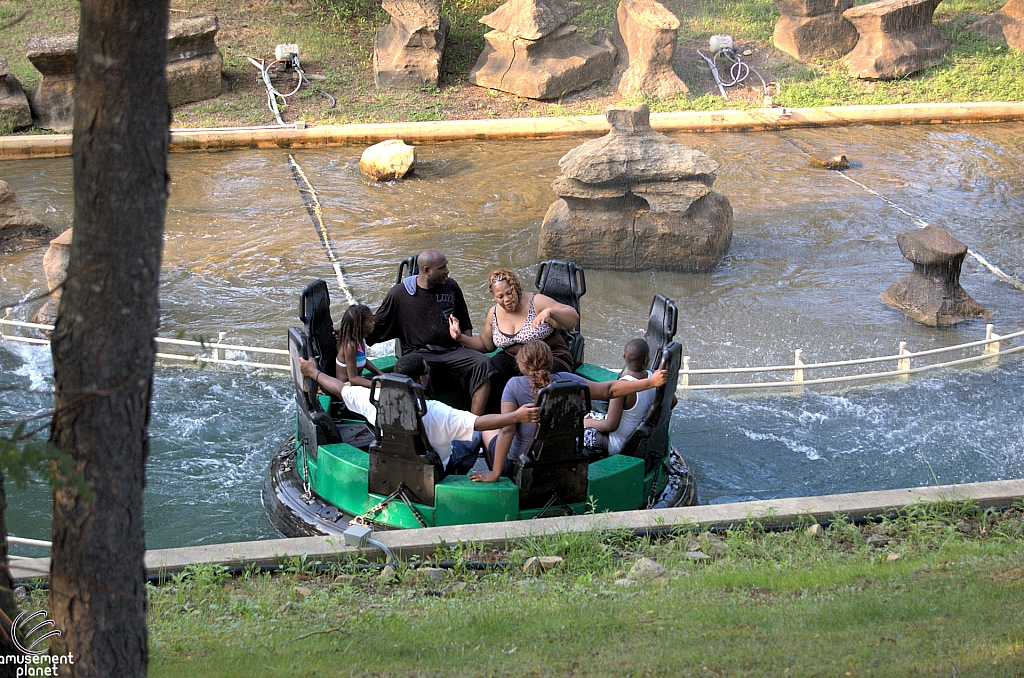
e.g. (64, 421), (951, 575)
(1, 122), (1022, 552)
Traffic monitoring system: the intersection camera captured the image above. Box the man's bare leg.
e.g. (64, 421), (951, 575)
(470, 381), (491, 415)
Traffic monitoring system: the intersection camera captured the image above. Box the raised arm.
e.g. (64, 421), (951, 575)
(530, 294), (579, 331)
(475, 402), (539, 431)
(585, 369), (668, 401)
(300, 356), (345, 398)
(449, 306), (496, 353)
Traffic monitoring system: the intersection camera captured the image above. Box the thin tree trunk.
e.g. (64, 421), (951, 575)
(0, 470), (24, 678)
(48, 0), (170, 676)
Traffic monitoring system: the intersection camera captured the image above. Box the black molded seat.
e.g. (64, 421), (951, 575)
(535, 260), (587, 368)
(299, 279), (337, 378)
(513, 380), (591, 510)
(643, 294), (678, 372)
(367, 374), (445, 506)
(395, 254), (418, 284)
(288, 327), (343, 465)
(619, 341), (682, 475)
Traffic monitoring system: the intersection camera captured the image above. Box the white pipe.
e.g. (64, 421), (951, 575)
(7, 536), (51, 548)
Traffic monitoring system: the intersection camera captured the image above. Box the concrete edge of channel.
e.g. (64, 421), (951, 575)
(10, 478), (1023, 583)
(2, 101), (1024, 161)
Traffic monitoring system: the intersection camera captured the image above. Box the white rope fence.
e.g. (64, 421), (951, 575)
(2, 316), (1020, 391)
(0, 316), (290, 372)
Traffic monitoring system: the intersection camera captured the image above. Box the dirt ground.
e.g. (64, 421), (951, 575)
(165, 0), (803, 128)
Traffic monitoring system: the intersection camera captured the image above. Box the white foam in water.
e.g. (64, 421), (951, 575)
(9, 343), (53, 391)
(740, 429), (823, 461)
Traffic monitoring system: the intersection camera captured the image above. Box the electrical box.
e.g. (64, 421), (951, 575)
(709, 35), (733, 52)
(343, 523), (372, 547)
(275, 43), (300, 61)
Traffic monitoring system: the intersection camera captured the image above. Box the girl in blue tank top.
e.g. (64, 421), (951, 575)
(336, 304), (383, 388)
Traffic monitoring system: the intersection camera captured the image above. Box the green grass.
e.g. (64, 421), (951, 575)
(2, 0), (1022, 129)
(20, 500), (1024, 676)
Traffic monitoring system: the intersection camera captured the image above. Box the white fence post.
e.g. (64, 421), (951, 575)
(793, 349), (804, 383)
(984, 324), (1001, 355)
(681, 355), (690, 389)
(0, 309), (10, 339)
(215, 331), (227, 361)
(897, 341), (911, 378)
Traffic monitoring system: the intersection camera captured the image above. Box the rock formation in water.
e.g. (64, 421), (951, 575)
(772, 0), (858, 62)
(468, 0), (615, 100)
(374, 0), (449, 89)
(0, 180), (54, 254)
(0, 56), (32, 131)
(881, 224), (990, 327)
(26, 15), (222, 132)
(971, 0), (1024, 51)
(33, 229), (72, 326)
(538, 104), (732, 272)
(359, 139), (416, 180)
(842, 0), (947, 79)
(610, 0), (688, 97)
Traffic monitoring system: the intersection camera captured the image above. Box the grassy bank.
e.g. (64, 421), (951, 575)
(19, 500), (1024, 676)
(0, 0), (1022, 131)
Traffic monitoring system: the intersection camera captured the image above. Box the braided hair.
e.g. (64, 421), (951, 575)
(516, 339), (553, 396)
(336, 304), (372, 354)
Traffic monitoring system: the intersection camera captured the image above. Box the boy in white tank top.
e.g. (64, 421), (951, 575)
(585, 339), (659, 455)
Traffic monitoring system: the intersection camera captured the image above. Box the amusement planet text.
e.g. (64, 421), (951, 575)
(0, 652), (75, 677)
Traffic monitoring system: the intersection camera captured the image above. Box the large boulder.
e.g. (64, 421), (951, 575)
(610, 0), (689, 97)
(26, 32), (76, 132)
(0, 180), (54, 254)
(468, 0), (615, 99)
(33, 228), (73, 326)
(772, 0), (859, 62)
(0, 56), (32, 131)
(842, 0), (947, 79)
(374, 0), (449, 89)
(880, 224), (990, 327)
(166, 15), (223, 106)
(538, 104), (732, 272)
(972, 0), (1024, 51)
(359, 139), (416, 180)
(26, 15), (222, 132)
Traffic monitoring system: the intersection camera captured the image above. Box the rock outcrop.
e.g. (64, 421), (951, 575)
(468, 0), (615, 99)
(26, 15), (222, 132)
(842, 0), (947, 79)
(610, 0), (688, 97)
(773, 0), (858, 62)
(33, 229), (73, 326)
(538, 104), (732, 272)
(165, 15), (224, 106)
(374, 0), (449, 89)
(25, 32), (76, 132)
(972, 0), (1024, 51)
(359, 139), (416, 180)
(881, 224), (990, 327)
(0, 56), (32, 131)
(0, 180), (54, 254)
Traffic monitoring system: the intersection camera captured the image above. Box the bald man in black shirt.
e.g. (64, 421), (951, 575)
(366, 250), (496, 414)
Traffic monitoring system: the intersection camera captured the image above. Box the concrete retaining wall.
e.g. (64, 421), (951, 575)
(2, 101), (1024, 161)
(10, 478), (1023, 582)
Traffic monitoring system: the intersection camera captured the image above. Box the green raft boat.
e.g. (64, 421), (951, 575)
(263, 259), (696, 536)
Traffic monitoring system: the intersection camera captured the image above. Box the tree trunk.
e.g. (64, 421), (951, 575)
(0, 470), (25, 678)
(48, 0), (169, 675)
